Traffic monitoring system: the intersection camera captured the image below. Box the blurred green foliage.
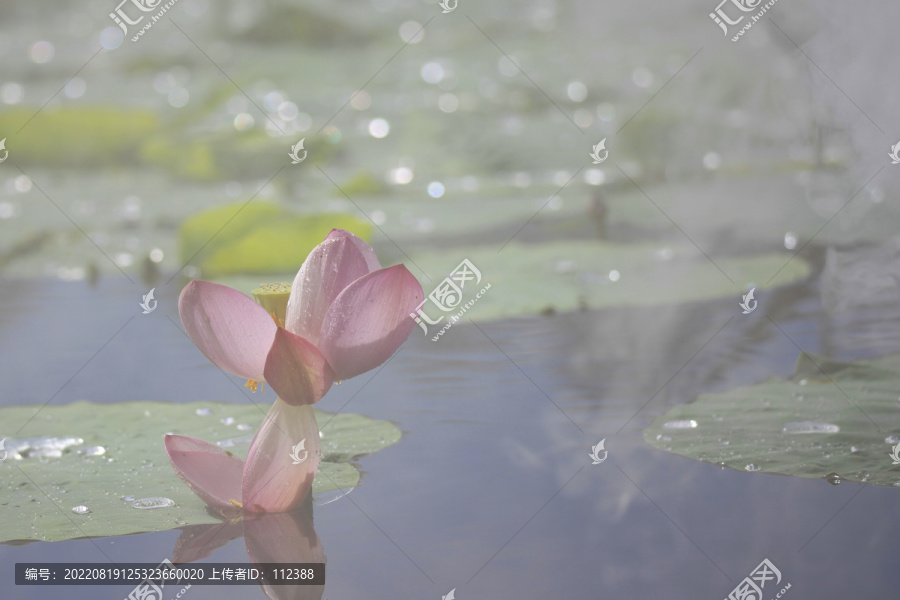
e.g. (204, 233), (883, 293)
(140, 137), (219, 180)
(340, 169), (388, 196)
(0, 106), (338, 180)
(228, 4), (373, 46)
(0, 107), (159, 166)
(180, 202), (372, 276)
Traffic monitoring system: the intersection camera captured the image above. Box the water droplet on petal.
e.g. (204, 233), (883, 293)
(886, 436), (900, 444)
(220, 417), (235, 426)
(236, 424), (251, 431)
(132, 497), (175, 509)
(825, 473), (841, 485)
(84, 446), (106, 456)
(745, 464), (760, 472)
(195, 408), (212, 416)
(72, 505), (90, 514)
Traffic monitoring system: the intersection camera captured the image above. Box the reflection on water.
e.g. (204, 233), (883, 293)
(174, 509), (325, 600)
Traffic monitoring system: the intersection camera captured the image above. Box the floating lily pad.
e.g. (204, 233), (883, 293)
(139, 130), (340, 180)
(179, 204), (371, 276)
(407, 240), (809, 321)
(0, 108), (158, 166)
(643, 351), (900, 486)
(0, 401), (401, 544)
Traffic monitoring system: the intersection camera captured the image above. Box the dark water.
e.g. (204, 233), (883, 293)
(2, 274), (900, 599)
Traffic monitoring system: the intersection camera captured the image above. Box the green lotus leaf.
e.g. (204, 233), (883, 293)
(0, 401), (400, 544)
(406, 240), (809, 321)
(643, 351), (900, 486)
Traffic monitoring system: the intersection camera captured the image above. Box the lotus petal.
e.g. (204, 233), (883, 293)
(263, 328), (334, 406)
(179, 280), (277, 381)
(164, 434), (244, 512)
(241, 400), (320, 513)
(325, 228), (380, 272)
(285, 232), (375, 347)
(318, 264), (423, 380)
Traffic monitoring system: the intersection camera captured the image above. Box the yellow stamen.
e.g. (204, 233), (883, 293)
(269, 311), (284, 329)
(245, 282), (290, 395)
(229, 499), (243, 508)
(245, 379), (264, 393)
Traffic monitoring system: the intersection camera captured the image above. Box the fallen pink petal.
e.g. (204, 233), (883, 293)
(164, 434), (245, 513)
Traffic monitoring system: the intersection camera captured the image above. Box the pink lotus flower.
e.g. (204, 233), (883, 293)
(166, 229), (423, 513)
(178, 228), (423, 406)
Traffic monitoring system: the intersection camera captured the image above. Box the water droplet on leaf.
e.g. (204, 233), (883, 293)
(663, 420), (697, 429)
(131, 497), (175, 510)
(782, 422), (839, 434)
